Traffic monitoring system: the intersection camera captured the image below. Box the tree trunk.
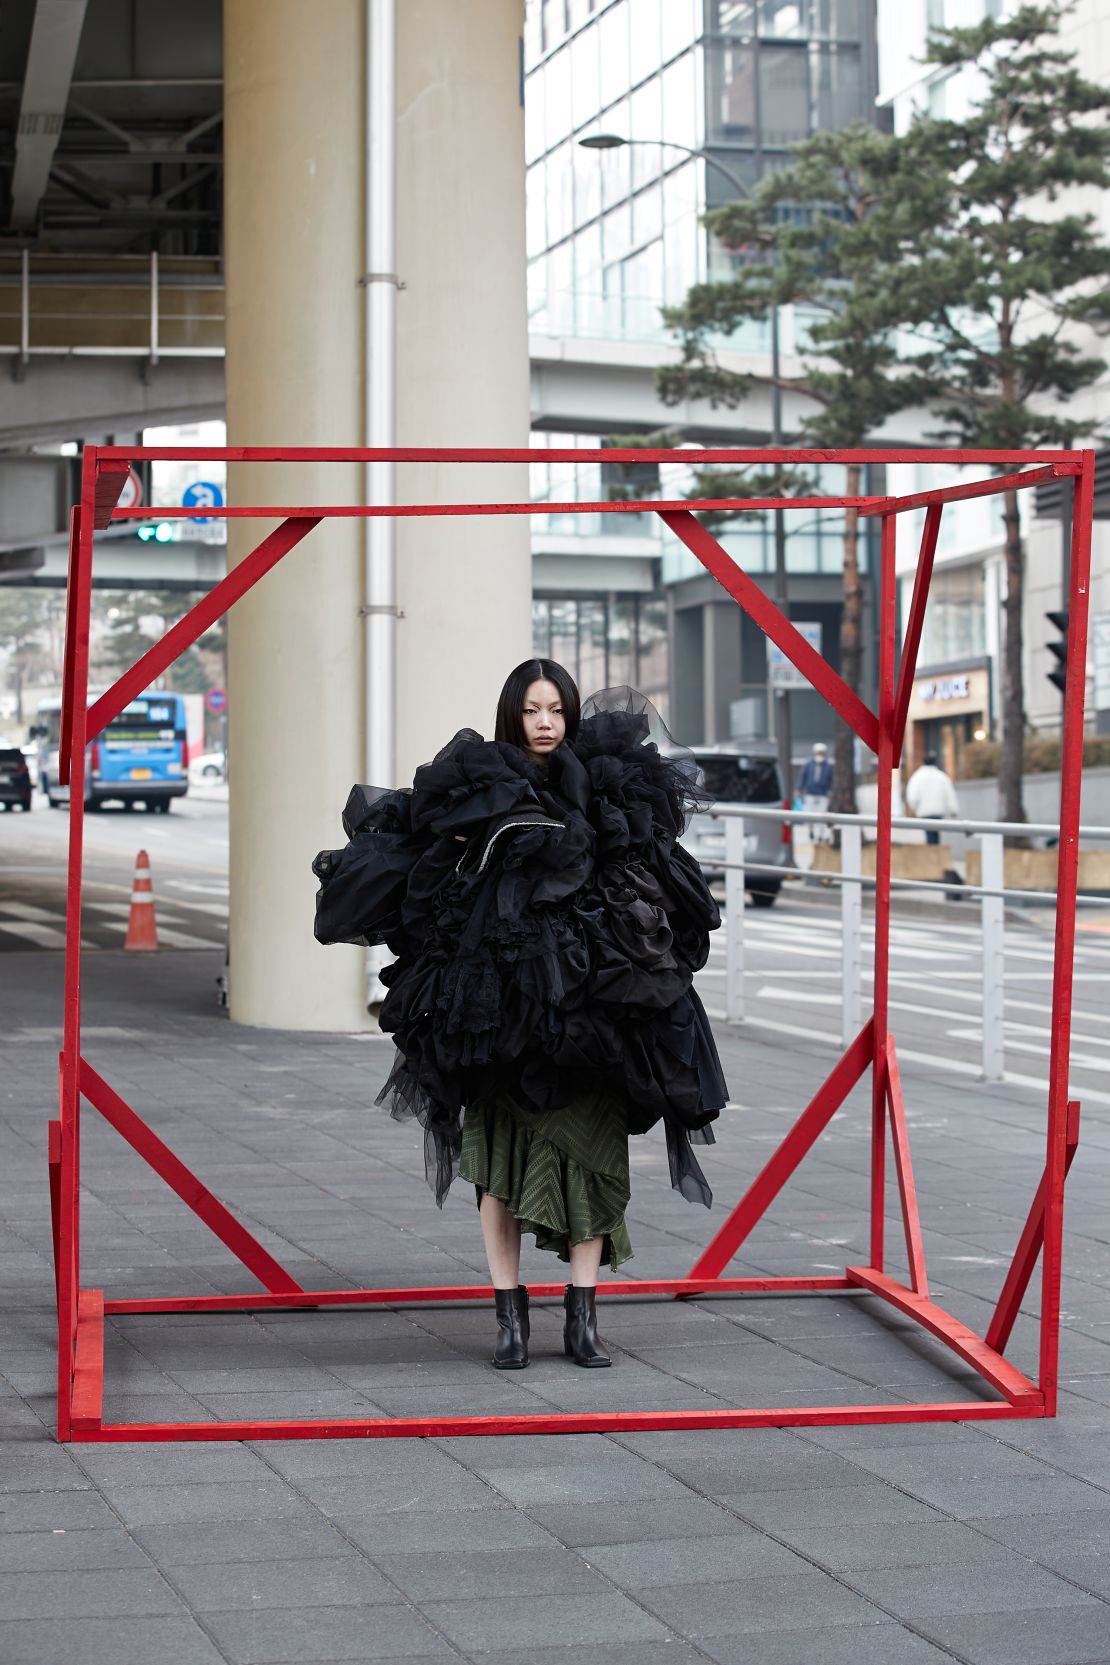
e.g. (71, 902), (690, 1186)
(829, 465), (862, 815)
(999, 485), (1026, 825)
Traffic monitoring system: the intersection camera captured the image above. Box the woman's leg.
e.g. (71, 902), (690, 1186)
(478, 1193), (523, 1288)
(568, 1234), (604, 1288)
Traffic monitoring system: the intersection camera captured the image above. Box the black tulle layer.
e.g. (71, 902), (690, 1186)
(313, 688), (728, 1208)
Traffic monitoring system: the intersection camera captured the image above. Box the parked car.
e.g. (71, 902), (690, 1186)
(0, 746), (33, 811)
(679, 744), (790, 907)
(189, 749), (226, 781)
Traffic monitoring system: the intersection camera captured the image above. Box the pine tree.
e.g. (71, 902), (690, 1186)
(657, 124), (935, 811)
(890, 1), (1110, 823)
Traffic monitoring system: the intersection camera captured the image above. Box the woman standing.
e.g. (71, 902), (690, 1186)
(313, 659), (727, 1370)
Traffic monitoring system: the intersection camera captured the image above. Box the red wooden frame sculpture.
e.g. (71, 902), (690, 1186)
(51, 445), (1093, 1443)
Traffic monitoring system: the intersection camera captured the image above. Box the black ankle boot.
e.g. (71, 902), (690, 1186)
(492, 1285), (529, 1369)
(563, 1284), (611, 1368)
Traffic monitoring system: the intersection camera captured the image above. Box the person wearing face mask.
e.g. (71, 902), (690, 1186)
(313, 659), (727, 1371)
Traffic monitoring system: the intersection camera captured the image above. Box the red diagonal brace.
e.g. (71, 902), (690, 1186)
(892, 504), (942, 763)
(659, 508), (881, 754)
(687, 1019), (875, 1281)
(987, 1101), (1081, 1355)
(86, 516), (321, 740)
(78, 1058), (304, 1297)
(885, 1036), (928, 1295)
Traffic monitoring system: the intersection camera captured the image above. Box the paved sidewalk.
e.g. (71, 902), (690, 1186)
(3, 948), (1110, 1664)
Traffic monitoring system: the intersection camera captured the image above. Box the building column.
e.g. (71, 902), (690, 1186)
(222, 0), (530, 1030)
(223, 0), (367, 1031)
(394, 0), (532, 777)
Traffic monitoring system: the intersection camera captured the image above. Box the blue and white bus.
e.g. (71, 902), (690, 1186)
(36, 690), (189, 813)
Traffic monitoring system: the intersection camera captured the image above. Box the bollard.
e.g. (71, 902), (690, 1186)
(980, 832), (1004, 1080)
(725, 814), (745, 1024)
(840, 822), (863, 1047)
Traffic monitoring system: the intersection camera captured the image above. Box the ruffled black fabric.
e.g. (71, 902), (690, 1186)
(313, 687), (728, 1210)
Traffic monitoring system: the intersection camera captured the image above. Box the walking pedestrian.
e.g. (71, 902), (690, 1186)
(313, 660), (727, 1371)
(905, 750), (960, 844)
(797, 740), (834, 843)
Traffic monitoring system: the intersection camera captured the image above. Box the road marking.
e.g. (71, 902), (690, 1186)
(0, 920), (68, 947)
(155, 927), (222, 949)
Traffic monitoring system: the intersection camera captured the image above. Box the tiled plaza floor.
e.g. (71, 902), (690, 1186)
(3, 949), (1110, 1664)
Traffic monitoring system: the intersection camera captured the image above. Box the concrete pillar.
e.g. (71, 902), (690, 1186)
(394, 0), (532, 777)
(222, 0), (530, 1030)
(670, 600), (704, 746)
(223, 0), (367, 1031)
(703, 600), (741, 745)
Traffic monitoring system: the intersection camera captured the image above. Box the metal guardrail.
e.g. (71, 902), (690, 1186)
(704, 803), (1110, 1084)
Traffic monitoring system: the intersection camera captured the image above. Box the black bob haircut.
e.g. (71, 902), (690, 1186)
(494, 659), (581, 751)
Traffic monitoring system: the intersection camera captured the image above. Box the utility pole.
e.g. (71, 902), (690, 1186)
(769, 306), (792, 799)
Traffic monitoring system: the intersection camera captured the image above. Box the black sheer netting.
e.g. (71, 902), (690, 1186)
(313, 687), (729, 1208)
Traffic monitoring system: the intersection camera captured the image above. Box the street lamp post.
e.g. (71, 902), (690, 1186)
(579, 133), (792, 791)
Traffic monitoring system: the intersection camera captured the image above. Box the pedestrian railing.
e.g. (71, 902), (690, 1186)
(705, 804), (1110, 1082)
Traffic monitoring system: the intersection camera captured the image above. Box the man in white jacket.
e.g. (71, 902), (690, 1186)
(905, 751), (960, 844)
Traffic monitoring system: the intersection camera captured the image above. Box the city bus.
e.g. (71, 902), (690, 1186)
(34, 690), (190, 813)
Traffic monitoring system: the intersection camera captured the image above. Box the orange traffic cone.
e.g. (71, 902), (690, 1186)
(124, 849), (159, 951)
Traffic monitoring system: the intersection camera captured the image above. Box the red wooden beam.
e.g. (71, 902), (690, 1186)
(112, 497), (876, 521)
(101, 1275), (855, 1316)
(95, 444), (1083, 465)
(885, 1037), (928, 1296)
(92, 458), (134, 530)
(85, 517), (321, 740)
(860, 461), (1081, 518)
(988, 1102), (1081, 1356)
(846, 1267), (1041, 1406)
(870, 517), (898, 1271)
(659, 508), (881, 754)
(1041, 454), (1096, 1414)
(685, 1020), (875, 1282)
(892, 504), (942, 764)
(71, 1289), (104, 1434)
(78, 1400), (1036, 1443)
(78, 1059), (304, 1298)
(57, 506), (82, 788)
(47, 1119), (62, 1306)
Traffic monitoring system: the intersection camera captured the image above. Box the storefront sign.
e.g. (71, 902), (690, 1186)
(769, 623), (822, 690)
(919, 674), (971, 703)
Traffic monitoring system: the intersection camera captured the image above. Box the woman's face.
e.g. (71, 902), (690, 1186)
(521, 678), (566, 761)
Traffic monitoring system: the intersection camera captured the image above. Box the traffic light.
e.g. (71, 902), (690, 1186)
(1046, 609), (1069, 695)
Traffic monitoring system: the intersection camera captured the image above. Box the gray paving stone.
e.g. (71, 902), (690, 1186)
(134, 1516), (356, 1566)
(466, 1645), (708, 1664)
(846, 1555), (1099, 1618)
(718, 1483), (942, 1531)
(0, 1527), (150, 1572)
(527, 1494), (753, 1548)
(291, 1465), (498, 1516)
(204, 1604), (453, 1662)
(473, 1459), (692, 1507)
(970, 1508), (1110, 1564)
(636, 1569), (882, 1637)
(339, 1506), (557, 1556)
(577, 1530), (809, 1586)
(169, 1554), (399, 1611)
(375, 1545), (610, 1602)
(0, 1614), (226, 1665)
(892, 1472), (1110, 1519)
(916, 1603), (1110, 1665)
(0, 1445), (93, 1491)
(0, 1564), (182, 1619)
(71, 1441), (275, 1488)
(696, 1622), (958, 1665)
(772, 1516), (1025, 1571)
(102, 1478), (318, 1528)
(0, 1489), (122, 1532)
(419, 1590), (671, 1652)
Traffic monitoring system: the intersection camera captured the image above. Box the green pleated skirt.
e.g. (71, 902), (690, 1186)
(459, 1089), (633, 1271)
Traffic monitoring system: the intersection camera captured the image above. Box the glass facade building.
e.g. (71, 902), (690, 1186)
(524, 0), (880, 744)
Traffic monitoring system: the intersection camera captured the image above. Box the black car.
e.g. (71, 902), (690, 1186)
(0, 747), (33, 811)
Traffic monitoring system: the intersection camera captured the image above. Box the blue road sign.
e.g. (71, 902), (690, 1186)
(183, 480), (224, 525)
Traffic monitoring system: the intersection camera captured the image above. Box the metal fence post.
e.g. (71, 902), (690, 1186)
(841, 821), (863, 1047)
(725, 814), (745, 1025)
(980, 831), (1005, 1081)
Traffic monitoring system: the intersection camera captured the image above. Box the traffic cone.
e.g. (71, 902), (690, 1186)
(124, 849), (159, 951)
